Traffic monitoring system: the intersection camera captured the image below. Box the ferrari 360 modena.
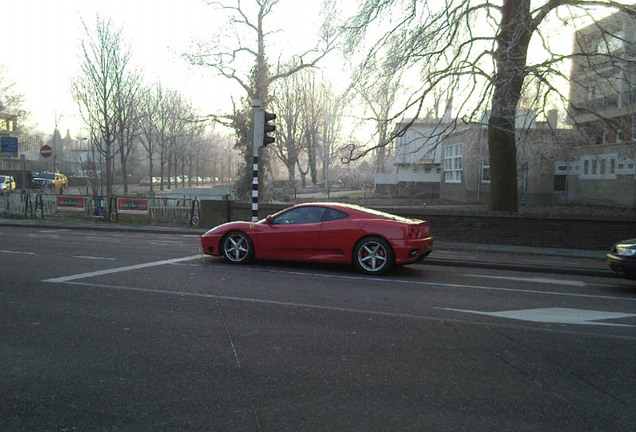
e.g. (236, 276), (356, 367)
(201, 202), (433, 275)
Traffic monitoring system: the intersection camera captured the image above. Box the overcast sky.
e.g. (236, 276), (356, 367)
(4, 0), (615, 141)
(4, 0), (328, 137)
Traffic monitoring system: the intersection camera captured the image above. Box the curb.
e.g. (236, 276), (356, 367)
(422, 258), (611, 278)
(1, 217), (612, 277)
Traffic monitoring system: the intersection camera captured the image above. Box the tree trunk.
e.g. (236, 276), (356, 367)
(120, 147), (128, 193)
(149, 158), (154, 194)
(308, 131), (318, 185)
(488, 0), (532, 212)
(287, 160), (296, 189)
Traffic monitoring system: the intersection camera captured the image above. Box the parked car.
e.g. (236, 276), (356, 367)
(201, 202), (434, 275)
(139, 177), (159, 186)
(32, 172), (68, 190)
(0, 175), (16, 194)
(607, 238), (636, 280)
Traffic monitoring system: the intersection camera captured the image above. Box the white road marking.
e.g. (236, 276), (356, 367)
(0, 250), (35, 255)
(46, 280), (636, 341)
(438, 307), (636, 327)
(85, 236), (121, 243)
(464, 274), (587, 287)
(521, 259), (578, 266)
(42, 255), (203, 283)
(28, 233), (59, 239)
(237, 266), (636, 302)
(151, 241), (184, 246)
(73, 255), (116, 261)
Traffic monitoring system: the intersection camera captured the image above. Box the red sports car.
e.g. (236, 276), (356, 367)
(200, 202), (433, 275)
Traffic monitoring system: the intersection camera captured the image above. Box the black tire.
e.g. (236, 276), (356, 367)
(222, 231), (254, 264)
(353, 236), (394, 275)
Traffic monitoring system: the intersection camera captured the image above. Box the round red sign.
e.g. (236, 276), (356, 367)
(40, 145), (53, 158)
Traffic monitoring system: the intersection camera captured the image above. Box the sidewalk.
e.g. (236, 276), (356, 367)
(0, 216), (612, 278)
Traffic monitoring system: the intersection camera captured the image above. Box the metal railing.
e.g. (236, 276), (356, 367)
(149, 197), (200, 225)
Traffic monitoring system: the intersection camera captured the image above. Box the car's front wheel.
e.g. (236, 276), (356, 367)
(354, 236), (394, 275)
(222, 231), (254, 264)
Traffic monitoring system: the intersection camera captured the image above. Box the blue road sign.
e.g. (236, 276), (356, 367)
(1, 136), (18, 154)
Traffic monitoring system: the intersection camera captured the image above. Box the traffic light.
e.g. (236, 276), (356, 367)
(263, 111), (276, 147)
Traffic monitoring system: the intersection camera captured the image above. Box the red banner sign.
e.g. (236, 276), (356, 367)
(56, 196), (85, 212)
(117, 198), (149, 215)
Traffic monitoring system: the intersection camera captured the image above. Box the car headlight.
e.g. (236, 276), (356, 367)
(616, 246), (636, 257)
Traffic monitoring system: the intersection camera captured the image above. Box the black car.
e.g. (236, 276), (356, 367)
(607, 239), (636, 280)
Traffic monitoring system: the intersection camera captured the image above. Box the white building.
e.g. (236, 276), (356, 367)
(374, 118), (448, 198)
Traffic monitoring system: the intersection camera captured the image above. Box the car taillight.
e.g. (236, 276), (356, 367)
(422, 224), (429, 238)
(408, 226), (420, 238)
(408, 224), (430, 238)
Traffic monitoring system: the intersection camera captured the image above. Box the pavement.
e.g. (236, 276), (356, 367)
(0, 216), (613, 278)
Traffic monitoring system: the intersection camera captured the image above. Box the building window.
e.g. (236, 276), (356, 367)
(597, 34), (623, 54)
(481, 164), (490, 183)
(444, 143), (463, 183)
(554, 175), (567, 191)
(580, 154), (618, 179)
(617, 158), (636, 175)
(602, 126), (609, 143)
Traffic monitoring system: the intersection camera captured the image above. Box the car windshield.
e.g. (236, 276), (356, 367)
(0, 176), (6, 182)
(39, 173), (55, 179)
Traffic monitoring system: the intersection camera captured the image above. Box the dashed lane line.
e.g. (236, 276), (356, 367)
(0, 249), (35, 255)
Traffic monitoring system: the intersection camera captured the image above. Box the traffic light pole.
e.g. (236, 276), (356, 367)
(252, 99), (276, 222)
(252, 100), (264, 222)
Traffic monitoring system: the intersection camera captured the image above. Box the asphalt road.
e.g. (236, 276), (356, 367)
(1, 226), (634, 431)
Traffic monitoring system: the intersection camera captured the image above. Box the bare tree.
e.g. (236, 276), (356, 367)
(184, 0), (338, 199)
(344, 0), (636, 212)
(138, 84), (162, 193)
(318, 82), (345, 194)
(270, 71), (306, 188)
(351, 54), (403, 176)
(299, 72), (322, 186)
(153, 87), (181, 191)
(0, 66), (27, 121)
(72, 16), (137, 196)
(114, 63), (143, 193)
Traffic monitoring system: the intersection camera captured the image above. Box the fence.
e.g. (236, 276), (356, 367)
(149, 197), (200, 225)
(0, 192), (201, 226)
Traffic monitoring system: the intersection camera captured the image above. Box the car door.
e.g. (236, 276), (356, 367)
(314, 208), (358, 261)
(255, 206), (326, 260)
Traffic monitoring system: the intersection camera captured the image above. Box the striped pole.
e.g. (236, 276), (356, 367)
(252, 155), (259, 221)
(252, 99), (264, 222)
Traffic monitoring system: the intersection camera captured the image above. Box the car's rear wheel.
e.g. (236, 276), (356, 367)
(222, 231), (254, 264)
(354, 236), (394, 275)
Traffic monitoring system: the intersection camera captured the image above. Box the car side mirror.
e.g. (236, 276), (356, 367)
(266, 215), (273, 225)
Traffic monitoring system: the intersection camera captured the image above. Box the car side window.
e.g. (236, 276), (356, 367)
(322, 208), (349, 222)
(273, 207), (326, 225)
